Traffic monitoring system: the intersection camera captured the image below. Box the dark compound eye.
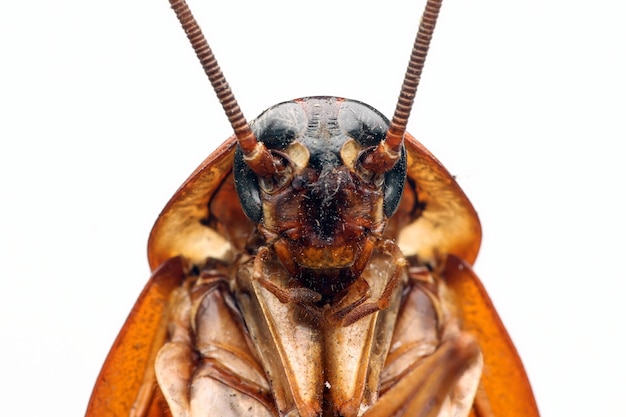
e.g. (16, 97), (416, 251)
(233, 147), (263, 222)
(382, 147), (406, 218)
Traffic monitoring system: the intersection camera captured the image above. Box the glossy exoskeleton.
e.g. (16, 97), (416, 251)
(86, 0), (539, 416)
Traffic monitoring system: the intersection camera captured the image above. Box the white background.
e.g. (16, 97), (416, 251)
(1, 0), (624, 415)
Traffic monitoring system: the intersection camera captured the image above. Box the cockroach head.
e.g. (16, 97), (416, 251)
(233, 97), (406, 291)
(234, 97), (407, 224)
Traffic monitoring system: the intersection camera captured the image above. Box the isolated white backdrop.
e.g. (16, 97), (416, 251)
(1, 0), (624, 415)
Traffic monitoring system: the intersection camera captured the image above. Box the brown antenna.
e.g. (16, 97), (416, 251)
(362, 0), (443, 174)
(168, 0), (276, 176)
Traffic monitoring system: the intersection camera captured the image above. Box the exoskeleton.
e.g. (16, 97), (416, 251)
(86, 1), (539, 416)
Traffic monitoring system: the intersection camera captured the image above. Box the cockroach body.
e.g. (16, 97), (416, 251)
(86, 1), (539, 416)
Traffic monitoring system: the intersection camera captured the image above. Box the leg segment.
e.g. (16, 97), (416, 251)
(365, 259), (483, 417)
(155, 267), (276, 417)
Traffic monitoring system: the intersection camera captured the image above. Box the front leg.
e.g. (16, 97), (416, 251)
(367, 258), (483, 417)
(236, 243), (408, 417)
(235, 246), (324, 417)
(364, 334), (482, 417)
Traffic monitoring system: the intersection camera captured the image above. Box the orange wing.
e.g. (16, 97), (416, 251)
(85, 257), (185, 417)
(396, 133), (482, 265)
(147, 136), (251, 271)
(444, 254), (540, 417)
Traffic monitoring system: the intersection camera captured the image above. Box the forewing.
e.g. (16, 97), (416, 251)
(443, 254), (540, 417)
(85, 257), (186, 417)
(148, 136), (254, 270)
(394, 133), (482, 265)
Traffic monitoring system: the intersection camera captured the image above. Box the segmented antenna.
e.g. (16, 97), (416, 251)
(169, 0), (276, 176)
(363, 0), (443, 173)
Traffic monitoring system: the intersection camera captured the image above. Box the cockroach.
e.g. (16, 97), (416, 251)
(86, 0), (539, 416)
